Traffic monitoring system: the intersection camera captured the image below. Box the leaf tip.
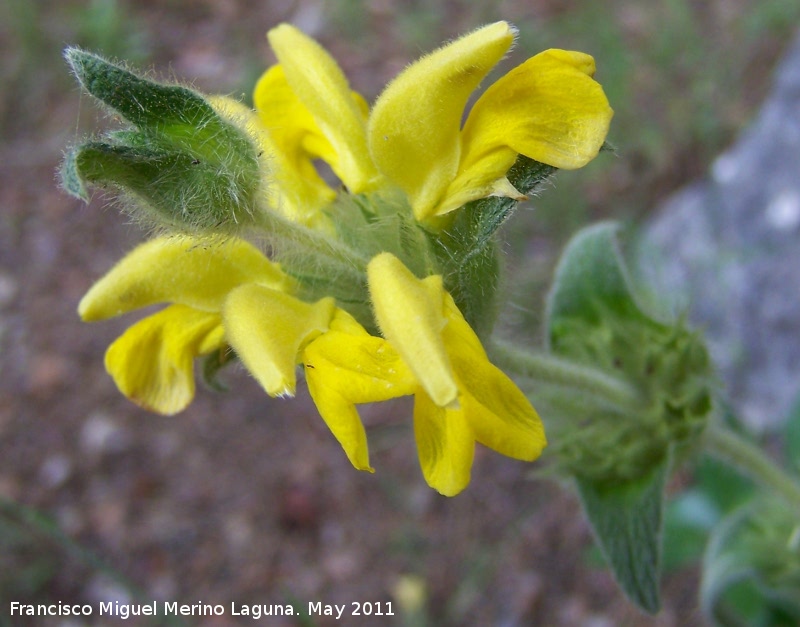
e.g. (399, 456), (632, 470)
(58, 147), (90, 202)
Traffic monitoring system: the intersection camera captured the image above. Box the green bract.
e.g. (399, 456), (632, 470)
(61, 49), (262, 233)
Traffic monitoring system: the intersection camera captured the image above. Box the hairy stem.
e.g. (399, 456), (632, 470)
(256, 209), (370, 278)
(488, 338), (643, 410)
(704, 423), (800, 513)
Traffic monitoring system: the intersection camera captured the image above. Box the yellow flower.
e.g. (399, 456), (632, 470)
(303, 253), (546, 496)
(74, 22), (577, 494)
(254, 21), (612, 224)
(79, 235), (335, 413)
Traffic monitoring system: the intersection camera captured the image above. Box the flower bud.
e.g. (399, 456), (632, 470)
(550, 315), (712, 484)
(546, 222), (714, 485)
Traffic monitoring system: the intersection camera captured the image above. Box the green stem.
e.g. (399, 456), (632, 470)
(256, 209), (370, 277)
(488, 339), (643, 410)
(704, 423), (800, 512)
(253, 209), (374, 311)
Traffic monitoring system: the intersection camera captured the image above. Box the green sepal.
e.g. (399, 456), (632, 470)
(61, 48), (261, 233)
(432, 155), (556, 338)
(576, 454), (670, 614)
(67, 48), (225, 145)
(431, 201), (503, 339)
(62, 138), (256, 231)
(701, 498), (800, 625)
(599, 140), (616, 154)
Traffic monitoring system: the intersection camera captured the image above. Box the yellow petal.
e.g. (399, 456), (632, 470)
(79, 236), (291, 321)
(369, 22), (515, 221)
(461, 49), (613, 173)
(105, 305), (224, 415)
(254, 65), (338, 166)
(441, 293), (546, 460)
(305, 310), (416, 402)
(367, 253), (457, 407)
(267, 24), (378, 192)
(305, 379), (373, 471)
(413, 391), (475, 496)
(304, 310), (416, 471)
(460, 383), (546, 461)
(212, 92), (335, 225)
(223, 285), (335, 396)
(435, 153), (524, 216)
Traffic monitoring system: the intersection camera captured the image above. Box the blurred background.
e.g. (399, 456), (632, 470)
(2, 1), (799, 625)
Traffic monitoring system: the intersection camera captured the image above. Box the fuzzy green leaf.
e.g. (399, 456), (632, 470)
(546, 221), (647, 330)
(576, 455), (670, 614)
(62, 140), (257, 231)
(543, 223), (712, 479)
(62, 48), (261, 234)
(66, 47), (217, 135)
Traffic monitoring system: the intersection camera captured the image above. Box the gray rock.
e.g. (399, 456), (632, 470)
(639, 30), (800, 431)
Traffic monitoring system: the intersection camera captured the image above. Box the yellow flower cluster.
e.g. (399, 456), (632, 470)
(79, 21), (612, 494)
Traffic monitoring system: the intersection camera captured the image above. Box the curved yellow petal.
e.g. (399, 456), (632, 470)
(460, 381), (546, 461)
(105, 305), (224, 415)
(304, 377), (372, 472)
(79, 236), (291, 321)
(369, 22), (515, 221)
(413, 391), (475, 496)
(254, 65), (338, 166)
(305, 310), (416, 403)
(223, 285), (335, 397)
(267, 24), (378, 192)
(213, 92), (335, 225)
(435, 150), (523, 216)
(367, 253), (457, 407)
(304, 310), (416, 471)
(440, 292), (546, 460)
(461, 49), (613, 173)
